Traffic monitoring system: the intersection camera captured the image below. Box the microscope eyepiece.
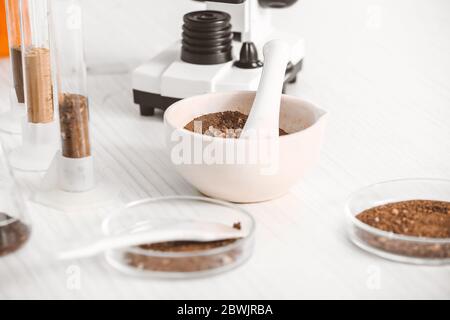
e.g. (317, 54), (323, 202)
(193, 0), (297, 8)
(258, 0), (297, 8)
(181, 11), (233, 65)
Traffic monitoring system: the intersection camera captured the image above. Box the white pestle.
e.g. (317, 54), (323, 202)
(240, 39), (291, 139)
(57, 221), (247, 261)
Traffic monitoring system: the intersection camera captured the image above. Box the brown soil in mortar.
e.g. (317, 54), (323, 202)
(185, 111), (288, 138)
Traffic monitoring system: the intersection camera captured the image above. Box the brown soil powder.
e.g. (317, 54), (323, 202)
(185, 111), (288, 138)
(25, 47), (54, 123)
(126, 222), (243, 272)
(0, 212), (30, 257)
(357, 200), (450, 238)
(59, 93), (91, 158)
(10, 46), (25, 103)
(355, 200), (450, 259)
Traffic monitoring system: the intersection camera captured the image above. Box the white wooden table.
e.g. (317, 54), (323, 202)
(0, 0), (449, 300)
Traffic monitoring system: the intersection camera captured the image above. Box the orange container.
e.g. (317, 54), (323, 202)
(0, 0), (9, 57)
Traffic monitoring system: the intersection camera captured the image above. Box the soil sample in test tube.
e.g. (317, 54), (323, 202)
(59, 93), (91, 158)
(24, 47), (54, 123)
(10, 47), (25, 103)
(6, 0), (28, 103)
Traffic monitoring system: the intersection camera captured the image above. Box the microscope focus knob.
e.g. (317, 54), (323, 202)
(234, 42), (263, 69)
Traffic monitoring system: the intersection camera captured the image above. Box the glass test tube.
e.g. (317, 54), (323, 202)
(5, 0), (26, 103)
(51, 0), (90, 159)
(20, 0), (54, 124)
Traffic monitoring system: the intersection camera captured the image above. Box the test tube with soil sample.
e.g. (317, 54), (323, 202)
(8, 0), (59, 172)
(0, 0), (29, 134)
(6, 0), (24, 103)
(52, 0), (91, 162)
(34, 0), (118, 212)
(52, 0), (93, 192)
(21, 0), (54, 125)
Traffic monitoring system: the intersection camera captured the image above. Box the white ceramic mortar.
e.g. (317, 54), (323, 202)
(164, 91), (328, 203)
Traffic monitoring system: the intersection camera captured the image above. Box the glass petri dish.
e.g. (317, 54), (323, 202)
(102, 196), (255, 279)
(346, 178), (450, 265)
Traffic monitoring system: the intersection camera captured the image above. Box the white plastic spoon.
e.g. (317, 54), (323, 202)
(57, 221), (247, 261)
(240, 39), (290, 139)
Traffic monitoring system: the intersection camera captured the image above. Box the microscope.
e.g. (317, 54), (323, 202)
(132, 0), (305, 116)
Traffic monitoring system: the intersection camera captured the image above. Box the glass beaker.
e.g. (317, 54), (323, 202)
(0, 144), (31, 257)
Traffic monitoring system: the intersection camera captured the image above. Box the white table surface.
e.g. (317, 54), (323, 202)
(0, 0), (449, 300)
